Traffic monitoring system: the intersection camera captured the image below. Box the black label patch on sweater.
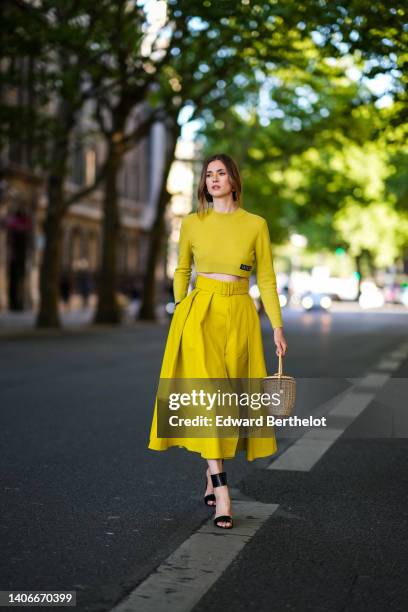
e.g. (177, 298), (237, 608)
(240, 264), (252, 271)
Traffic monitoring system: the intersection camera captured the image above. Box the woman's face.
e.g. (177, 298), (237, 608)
(205, 160), (232, 197)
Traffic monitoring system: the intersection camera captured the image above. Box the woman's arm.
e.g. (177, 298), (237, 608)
(255, 218), (283, 330)
(255, 219), (288, 355)
(173, 216), (193, 307)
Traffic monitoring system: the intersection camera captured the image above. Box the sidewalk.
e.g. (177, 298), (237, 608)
(293, 301), (408, 314)
(0, 307), (93, 329)
(0, 302), (170, 336)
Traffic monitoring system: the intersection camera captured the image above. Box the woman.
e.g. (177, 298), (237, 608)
(148, 153), (288, 529)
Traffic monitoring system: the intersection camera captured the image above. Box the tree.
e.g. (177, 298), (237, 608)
(1, 1), (120, 327)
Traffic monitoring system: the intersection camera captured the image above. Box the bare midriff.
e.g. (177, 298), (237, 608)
(197, 272), (247, 282)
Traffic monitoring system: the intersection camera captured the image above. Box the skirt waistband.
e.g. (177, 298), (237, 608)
(195, 275), (249, 295)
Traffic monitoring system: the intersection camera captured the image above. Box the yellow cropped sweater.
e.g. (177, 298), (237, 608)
(173, 207), (283, 329)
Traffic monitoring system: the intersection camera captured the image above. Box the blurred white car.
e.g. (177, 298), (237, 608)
(400, 287), (408, 307)
(300, 291), (332, 311)
(358, 281), (385, 309)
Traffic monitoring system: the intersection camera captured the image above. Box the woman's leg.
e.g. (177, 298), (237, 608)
(205, 459), (224, 505)
(206, 459), (231, 527)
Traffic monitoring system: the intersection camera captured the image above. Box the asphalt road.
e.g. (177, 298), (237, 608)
(0, 306), (407, 611)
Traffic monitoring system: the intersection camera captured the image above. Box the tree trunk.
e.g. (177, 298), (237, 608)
(36, 175), (66, 327)
(138, 120), (180, 320)
(93, 146), (122, 324)
(36, 101), (73, 328)
(365, 249), (376, 279)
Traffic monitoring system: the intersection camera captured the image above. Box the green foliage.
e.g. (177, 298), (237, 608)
(197, 1), (408, 269)
(2, 0), (408, 270)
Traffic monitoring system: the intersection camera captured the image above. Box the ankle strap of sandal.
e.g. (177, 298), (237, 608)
(211, 471), (227, 487)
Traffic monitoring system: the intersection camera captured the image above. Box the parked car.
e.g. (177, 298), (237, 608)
(300, 291), (332, 311)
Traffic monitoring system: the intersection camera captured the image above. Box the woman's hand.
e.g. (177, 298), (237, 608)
(274, 327), (288, 357)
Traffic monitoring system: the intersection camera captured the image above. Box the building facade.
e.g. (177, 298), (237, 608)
(0, 111), (169, 312)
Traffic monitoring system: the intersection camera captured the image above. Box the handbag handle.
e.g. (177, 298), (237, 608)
(277, 352), (283, 376)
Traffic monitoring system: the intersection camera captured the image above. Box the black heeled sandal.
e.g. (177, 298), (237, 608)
(204, 475), (216, 507)
(211, 471), (233, 529)
(204, 489), (216, 506)
(203, 461), (223, 507)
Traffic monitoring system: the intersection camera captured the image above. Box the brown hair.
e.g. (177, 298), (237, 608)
(196, 153), (243, 218)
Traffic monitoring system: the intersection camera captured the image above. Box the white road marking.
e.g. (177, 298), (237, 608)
(376, 358), (402, 370)
(329, 389), (375, 419)
(110, 501), (279, 612)
(267, 341), (407, 472)
(389, 350), (407, 360)
(357, 372), (392, 389)
(267, 438), (336, 471)
(302, 426), (345, 441)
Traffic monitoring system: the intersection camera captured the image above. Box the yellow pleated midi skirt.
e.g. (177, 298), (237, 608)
(147, 275), (278, 461)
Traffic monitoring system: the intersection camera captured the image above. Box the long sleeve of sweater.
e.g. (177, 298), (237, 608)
(255, 219), (283, 329)
(173, 216), (193, 304)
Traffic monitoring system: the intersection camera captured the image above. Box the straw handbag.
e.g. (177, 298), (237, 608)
(262, 353), (296, 417)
